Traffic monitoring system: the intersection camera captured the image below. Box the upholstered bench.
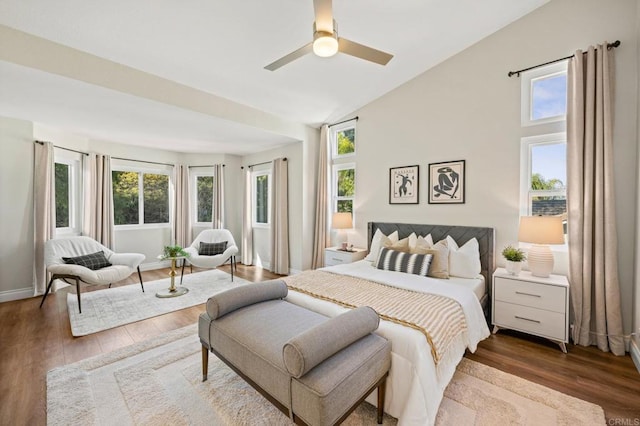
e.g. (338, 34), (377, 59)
(198, 280), (391, 426)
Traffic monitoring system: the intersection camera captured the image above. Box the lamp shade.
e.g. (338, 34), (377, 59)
(331, 212), (352, 229)
(518, 216), (564, 245)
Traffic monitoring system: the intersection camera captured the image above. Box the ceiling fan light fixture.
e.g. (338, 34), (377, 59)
(313, 31), (338, 57)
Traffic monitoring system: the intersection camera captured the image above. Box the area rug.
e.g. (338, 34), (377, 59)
(67, 270), (249, 336)
(47, 324), (606, 425)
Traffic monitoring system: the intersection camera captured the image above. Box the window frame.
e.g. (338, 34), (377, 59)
(191, 168), (215, 226)
(330, 120), (357, 160)
(521, 60), (568, 127)
(54, 149), (82, 236)
(252, 169), (271, 228)
(111, 162), (173, 229)
(331, 162), (356, 218)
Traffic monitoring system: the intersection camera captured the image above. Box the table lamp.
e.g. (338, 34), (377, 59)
(331, 212), (353, 249)
(518, 216), (565, 277)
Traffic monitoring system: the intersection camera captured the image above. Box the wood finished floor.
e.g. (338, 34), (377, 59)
(1, 265), (638, 425)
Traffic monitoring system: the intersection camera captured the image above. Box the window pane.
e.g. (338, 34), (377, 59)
(337, 200), (353, 213)
(143, 173), (169, 224)
(337, 168), (355, 197)
(55, 163), (70, 228)
(531, 143), (566, 190)
(197, 176), (214, 223)
(531, 74), (567, 120)
(112, 171), (139, 225)
(255, 175), (269, 224)
(337, 128), (355, 155)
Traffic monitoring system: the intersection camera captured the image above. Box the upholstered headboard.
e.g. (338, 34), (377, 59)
(367, 222), (496, 294)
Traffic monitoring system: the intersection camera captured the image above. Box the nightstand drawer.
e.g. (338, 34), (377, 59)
(325, 253), (351, 266)
(494, 301), (566, 341)
(494, 277), (566, 313)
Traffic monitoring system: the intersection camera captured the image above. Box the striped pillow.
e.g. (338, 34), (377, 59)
(375, 247), (433, 277)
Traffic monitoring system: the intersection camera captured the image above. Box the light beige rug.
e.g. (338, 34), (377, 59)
(47, 324), (606, 425)
(67, 270), (249, 336)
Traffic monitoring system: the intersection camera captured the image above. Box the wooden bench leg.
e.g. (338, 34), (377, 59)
(202, 345), (209, 382)
(377, 378), (386, 424)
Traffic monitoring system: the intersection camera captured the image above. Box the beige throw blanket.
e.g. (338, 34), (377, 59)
(283, 270), (467, 365)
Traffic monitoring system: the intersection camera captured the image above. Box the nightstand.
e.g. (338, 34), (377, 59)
(324, 247), (367, 267)
(492, 268), (569, 353)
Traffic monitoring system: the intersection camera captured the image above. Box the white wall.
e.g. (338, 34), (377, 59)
(344, 0), (638, 335)
(633, 0), (640, 371)
(0, 117), (35, 300)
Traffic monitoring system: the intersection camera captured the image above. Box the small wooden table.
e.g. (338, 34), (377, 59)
(156, 256), (189, 298)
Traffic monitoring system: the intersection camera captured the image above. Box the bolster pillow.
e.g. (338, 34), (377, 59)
(282, 306), (380, 378)
(206, 280), (288, 320)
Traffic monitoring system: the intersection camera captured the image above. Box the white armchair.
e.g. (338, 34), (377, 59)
(182, 229), (238, 282)
(40, 236), (146, 313)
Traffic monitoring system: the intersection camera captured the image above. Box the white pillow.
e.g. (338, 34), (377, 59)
(446, 235), (481, 278)
(365, 230), (399, 262)
(408, 233), (418, 251)
(412, 234), (434, 252)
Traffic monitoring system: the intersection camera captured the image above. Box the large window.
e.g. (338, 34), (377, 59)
(195, 175), (214, 224)
(252, 170), (271, 227)
(54, 149), (82, 235)
(112, 168), (170, 226)
(330, 120), (357, 216)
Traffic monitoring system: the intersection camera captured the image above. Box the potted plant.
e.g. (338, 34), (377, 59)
(502, 245), (526, 275)
(161, 245), (189, 259)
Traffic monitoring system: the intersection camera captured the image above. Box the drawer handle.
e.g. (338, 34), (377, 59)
(331, 258), (343, 261)
(515, 315), (541, 324)
(515, 291), (541, 298)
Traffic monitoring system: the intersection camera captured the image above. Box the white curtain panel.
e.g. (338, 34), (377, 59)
(567, 43), (625, 355)
(82, 153), (115, 249)
(241, 168), (253, 265)
(33, 141), (55, 295)
(311, 125), (330, 269)
(173, 164), (191, 248)
(213, 164), (224, 229)
(270, 158), (289, 274)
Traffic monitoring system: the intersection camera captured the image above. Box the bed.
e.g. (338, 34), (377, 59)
(283, 222), (494, 426)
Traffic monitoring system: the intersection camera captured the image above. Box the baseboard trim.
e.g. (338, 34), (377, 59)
(631, 338), (640, 374)
(139, 261), (171, 271)
(0, 287), (33, 303)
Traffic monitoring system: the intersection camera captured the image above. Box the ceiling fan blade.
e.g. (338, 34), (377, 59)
(313, 0), (333, 32)
(264, 42), (313, 71)
(338, 38), (393, 66)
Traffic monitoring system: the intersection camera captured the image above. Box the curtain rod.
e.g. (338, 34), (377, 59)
(241, 158), (287, 169)
(328, 116), (358, 128)
(189, 164), (225, 168)
(111, 156), (174, 167)
(35, 140), (89, 156)
(508, 40), (621, 77)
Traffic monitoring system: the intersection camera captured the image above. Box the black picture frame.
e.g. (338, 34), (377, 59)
(389, 165), (419, 204)
(428, 160), (465, 204)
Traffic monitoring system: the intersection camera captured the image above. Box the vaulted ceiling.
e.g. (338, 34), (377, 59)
(0, 0), (548, 154)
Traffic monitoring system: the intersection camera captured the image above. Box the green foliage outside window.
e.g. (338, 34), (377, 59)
(197, 176), (214, 223)
(55, 163), (69, 228)
(255, 174), (269, 224)
(113, 171), (139, 225)
(531, 173), (564, 190)
(337, 169), (354, 197)
(337, 128), (355, 155)
(143, 173), (169, 223)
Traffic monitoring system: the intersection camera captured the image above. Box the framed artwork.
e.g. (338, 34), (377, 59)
(389, 165), (419, 204)
(428, 160), (465, 204)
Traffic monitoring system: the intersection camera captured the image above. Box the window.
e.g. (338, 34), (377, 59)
(112, 167), (170, 226)
(54, 149), (82, 235)
(521, 61), (568, 126)
(252, 170), (271, 226)
(195, 175), (214, 224)
(520, 133), (567, 220)
(329, 119), (357, 218)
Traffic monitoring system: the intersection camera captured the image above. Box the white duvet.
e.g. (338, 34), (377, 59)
(285, 260), (490, 426)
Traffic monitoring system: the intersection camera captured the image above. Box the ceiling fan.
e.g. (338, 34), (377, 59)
(264, 0), (393, 71)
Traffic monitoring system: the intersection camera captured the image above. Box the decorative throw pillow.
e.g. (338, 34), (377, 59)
(407, 232), (418, 251)
(413, 239), (450, 279)
(375, 247), (433, 277)
(413, 234), (434, 251)
(364, 230), (399, 262)
(63, 251), (112, 270)
(199, 241), (228, 256)
(383, 236), (411, 253)
(446, 236), (481, 278)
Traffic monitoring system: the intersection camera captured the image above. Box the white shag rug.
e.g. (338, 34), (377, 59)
(67, 270), (249, 336)
(47, 324), (606, 426)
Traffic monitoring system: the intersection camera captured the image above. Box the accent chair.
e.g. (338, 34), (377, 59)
(182, 229), (238, 282)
